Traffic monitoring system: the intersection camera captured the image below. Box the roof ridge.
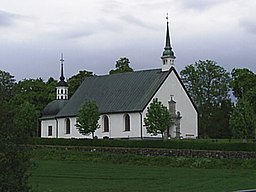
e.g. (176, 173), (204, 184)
(87, 68), (163, 79)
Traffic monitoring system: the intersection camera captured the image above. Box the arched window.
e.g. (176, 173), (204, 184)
(103, 116), (109, 132)
(65, 118), (70, 134)
(124, 114), (130, 131)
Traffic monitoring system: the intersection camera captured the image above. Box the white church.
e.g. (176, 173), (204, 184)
(40, 20), (198, 139)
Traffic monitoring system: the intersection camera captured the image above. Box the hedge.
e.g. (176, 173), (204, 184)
(28, 138), (256, 152)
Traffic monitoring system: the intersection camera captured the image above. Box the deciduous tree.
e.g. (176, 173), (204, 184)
(13, 101), (40, 138)
(180, 60), (231, 138)
(0, 70), (32, 192)
(109, 57), (134, 74)
(230, 98), (256, 140)
(229, 68), (256, 139)
(76, 100), (100, 139)
(144, 98), (171, 139)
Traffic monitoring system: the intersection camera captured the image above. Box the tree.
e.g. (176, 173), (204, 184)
(0, 70), (15, 102)
(0, 70), (32, 192)
(67, 70), (93, 97)
(109, 57), (134, 74)
(75, 100), (100, 139)
(46, 77), (58, 101)
(10, 78), (53, 111)
(180, 60), (231, 138)
(230, 68), (256, 100)
(230, 98), (256, 140)
(0, 70), (15, 132)
(13, 101), (40, 138)
(144, 98), (171, 139)
(229, 68), (256, 139)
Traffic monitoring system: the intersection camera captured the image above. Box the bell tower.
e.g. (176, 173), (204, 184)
(161, 14), (176, 71)
(56, 53), (68, 100)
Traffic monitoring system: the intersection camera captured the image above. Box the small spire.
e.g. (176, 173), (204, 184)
(161, 13), (175, 59)
(165, 13), (171, 49)
(60, 53), (65, 81)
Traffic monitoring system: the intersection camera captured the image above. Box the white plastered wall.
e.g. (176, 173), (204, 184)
(41, 119), (57, 138)
(142, 69), (198, 138)
(43, 113), (142, 139)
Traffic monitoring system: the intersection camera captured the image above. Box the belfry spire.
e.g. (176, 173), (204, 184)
(60, 53), (65, 82)
(56, 53), (68, 100)
(165, 14), (171, 49)
(161, 13), (176, 71)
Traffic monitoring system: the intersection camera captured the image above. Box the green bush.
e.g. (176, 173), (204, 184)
(29, 138), (256, 152)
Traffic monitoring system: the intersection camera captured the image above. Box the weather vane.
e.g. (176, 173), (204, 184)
(166, 13), (169, 22)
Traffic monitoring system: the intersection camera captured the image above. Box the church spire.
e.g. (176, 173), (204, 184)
(56, 53), (68, 100)
(60, 53), (65, 82)
(165, 15), (171, 49)
(161, 14), (176, 71)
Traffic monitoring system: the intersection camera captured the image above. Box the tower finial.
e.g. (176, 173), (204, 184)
(56, 53), (68, 100)
(161, 14), (176, 71)
(60, 53), (65, 81)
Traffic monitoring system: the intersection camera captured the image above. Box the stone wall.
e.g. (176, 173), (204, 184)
(34, 145), (256, 159)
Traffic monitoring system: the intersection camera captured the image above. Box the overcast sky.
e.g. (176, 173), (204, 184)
(1, 0), (256, 81)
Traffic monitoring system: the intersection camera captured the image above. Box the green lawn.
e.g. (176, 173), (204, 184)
(30, 160), (256, 192)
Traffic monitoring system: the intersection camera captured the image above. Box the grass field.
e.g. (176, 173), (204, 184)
(29, 149), (256, 192)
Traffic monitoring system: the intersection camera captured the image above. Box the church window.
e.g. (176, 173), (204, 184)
(103, 116), (109, 132)
(124, 114), (130, 131)
(48, 126), (52, 136)
(65, 118), (70, 134)
(61, 89), (63, 94)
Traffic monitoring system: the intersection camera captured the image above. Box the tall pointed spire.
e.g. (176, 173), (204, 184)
(165, 14), (171, 49)
(56, 53), (68, 100)
(60, 53), (65, 82)
(161, 13), (176, 71)
(162, 14), (175, 59)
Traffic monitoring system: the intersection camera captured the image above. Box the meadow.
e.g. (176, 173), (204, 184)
(29, 148), (256, 192)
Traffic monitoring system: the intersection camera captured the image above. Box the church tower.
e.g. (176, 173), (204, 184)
(56, 53), (68, 100)
(161, 15), (176, 71)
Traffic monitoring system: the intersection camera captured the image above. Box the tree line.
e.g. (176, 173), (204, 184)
(180, 60), (256, 140)
(0, 58), (255, 140)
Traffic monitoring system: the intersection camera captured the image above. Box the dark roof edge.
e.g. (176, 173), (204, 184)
(39, 116), (56, 120)
(172, 67), (199, 113)
(141, 67), (199, 113)
(56, 110), (143, 119)
(101, 110), (142, 115)
(141, 69), (172, 112)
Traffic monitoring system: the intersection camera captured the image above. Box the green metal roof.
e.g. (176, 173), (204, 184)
(41, 99), (68, 120)
(56, 69), (170, 118)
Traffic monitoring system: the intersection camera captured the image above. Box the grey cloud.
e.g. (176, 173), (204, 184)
(240, 19), (256, 35)
(61, 27), (95, 39)
(121, 15), (158, 30)
(0, 10), (20, 27)
(180, 0), (226, 11)
(101, 0), (121, 14)
(59, 19), (123, 40)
